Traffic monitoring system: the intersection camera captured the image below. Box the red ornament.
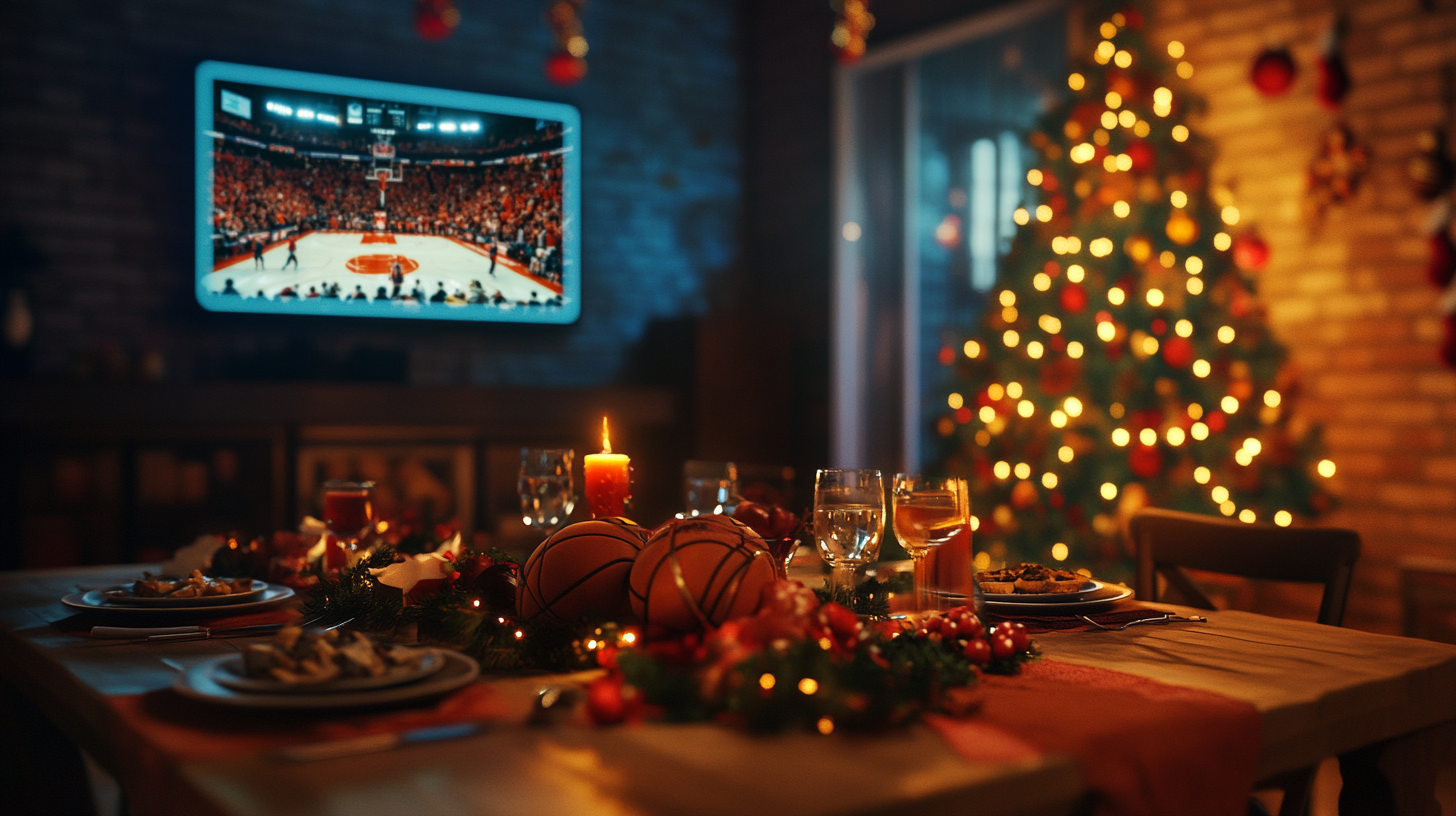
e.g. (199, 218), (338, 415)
(1251, 48), (1296, 96)
(1316, 55), (1349, 110)
(1232, 233), (1271, 272)
(1205, 411), (1227, 433)
(414, 0), (460, 42)
(1124, 141), (1155, 173)
(1428, 231), (1456, 290)
(1442, 316), (1456, 368)
(963, 637), (992, 665)
(1162, 336), (1194, 368)
(1059, 282), (1088, 314)
(545, 52), (588, 86)
(1128, 444), (1163, 479)
(586, 675), (642, 725)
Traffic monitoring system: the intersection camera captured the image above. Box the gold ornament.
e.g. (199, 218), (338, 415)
(1165, 211), (1199, 245)
(1124, 235), (1153, 263)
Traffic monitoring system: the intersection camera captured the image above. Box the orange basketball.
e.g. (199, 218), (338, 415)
(628, 515), (776, 634)
(517, 518), (649, 622)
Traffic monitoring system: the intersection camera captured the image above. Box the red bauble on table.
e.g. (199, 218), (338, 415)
(1250, 48), (1296, 96)
(1059, 282), (1088, 314)
(545, 52), (587, 86)
(1232, 233), (1271, 273)
(1128, 444), (1163, 479)
(414, 0), (460, 41)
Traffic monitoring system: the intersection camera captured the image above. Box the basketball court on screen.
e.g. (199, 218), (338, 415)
(205, 231), (563, 308)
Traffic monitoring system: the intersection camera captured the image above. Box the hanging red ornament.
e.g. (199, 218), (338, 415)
(831, 1), (876, 64)
(544, 0), (589, 86)
(1124, 141), (1155, 173)
(1442, 316), (1456, 369)
(1250, 48), (1296, 97)
(1161, 336), (1194, 368)
(1128, 444), (1163, 479)
(414, 0), (460, 42)
(1315, 20), (1350, 110)
(1059, 282), (1088, 314)
(1232, 233), (1271, 273)
(1426, 202), (1456, 289)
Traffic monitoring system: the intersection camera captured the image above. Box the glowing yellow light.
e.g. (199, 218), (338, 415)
(1186, 277), (1204, 295)
(1118, 110), (1136, 128)
(1185, 256), (1204, 275)
(1004, 329), (1020, 347)
(1113, 200), (1130, 218)
(1058, 445), (1074, 462)
(1042, 472), (1059, 489)
(1090, 237), (1114, 257)
(1191, 421), (1209, 440)
(1154, 102), (1172, 118)
(1101, 110), (1118, 130)
(1034, 272), (1052, 291)
(1050, 542), (1069, 561)
(1214, 232), (1231, 250)
(964, 340), (981, 358)
(1274, 510), (1292, 527)
(1136, 427), (1155, 446)
(1070, 143), (1095, 164)
(948, 392), (964, 410)
(1141, 335), (1160, 355)
(1039, 314), (1062, 334)
(1103, 154), (1119, 172)
(1051, 236), (1068, 254)
(587, 639), (599, 650)
(1160, 251), (1175, 268)
(799, 677), (819, 695)
(994, 461), (1011, 479)
(1221, 205), (1240, 225)
(1146, 288), (1165, 307)
(1069, 73), (1086, 91)
(1134, 120), (1151, 137)
(1112, 428), (1131, 446)
(622, 632), (637, 643)
(1066, 236), (1082, 253)
(1111, 402), (1124, 418)
(1235, 449), (1253, 466)
(1096, 41), (1116, 63)
(1105, 91), (1123, 109)
(1264, 390), (1281, 408)
(1014, 462), (1032, 480)
(1115, 153), (1133, 172)
(515, 630), (525, 639)
(1172, 125), (1189, 142)
(1317, 459), (1337, 478)
(1153, 87), (1172, 106)
(1027, 341), (1045, 359)
(1244, 438), (1262, 455)
(1108, 288), (1126, 306)
(1188, 403), (1203, 419)
(1239, 509), (1256, 524)
(1219, 500), (1236, 517)
(1027, 168), (1044, 186)
(970, 516), (982, 532)
(759, 673), (776, 690)
(1175, 319), (1193, 337)
(1167, 427), (1186, 446)
(1036, 205), (1053, 221)
(1192, 359), (1211, 377)
(1014, 207), (1030, 225)
(1068, 341), (1085, 358)
(1194, 466), (1211, 484)
(1222, 395), (1240, 413)
(999, 290), (1016, 307)
(1097, 322), (1117, 342)
(1017, 399), (1035, 418)
(817, 716), (834, 735)
(1101, 482), (1119, 500)
(1050, 409), (1067, 427)
(1211, 485), (1230, 503)
(1217, 325), (1235, 343)
(1067, 264), (1086, 283)
(988, 383), (1005, 400)
(1006, 381), (1023, 398)
(1100, 21), (1118, 38)
(1177, 61), (1194, 78)
(979, 405), (996, 423)
(1170, 190), (1188, 208)
(1057, 398), (1079, 419)
(1002, 306), (1018, 322)
(1168, 41), (1185, 58)
(973, 550), (989, 570)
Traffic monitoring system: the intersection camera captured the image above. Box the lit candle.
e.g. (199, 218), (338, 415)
(584, 417), (631, 518)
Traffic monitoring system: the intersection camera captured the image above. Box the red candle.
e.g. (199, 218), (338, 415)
(584, 417), (631, 518)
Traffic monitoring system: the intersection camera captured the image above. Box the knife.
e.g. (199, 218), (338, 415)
(90, 623), (290, 642)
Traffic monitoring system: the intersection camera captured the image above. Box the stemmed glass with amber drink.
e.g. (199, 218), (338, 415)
(892, 475), (970, 613)
(323, 480), (375, 553)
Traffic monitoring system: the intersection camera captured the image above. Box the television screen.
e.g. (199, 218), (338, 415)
(195, 61), (580, 323)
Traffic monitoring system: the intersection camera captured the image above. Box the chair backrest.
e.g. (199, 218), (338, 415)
(1130, 507), (1361, 626)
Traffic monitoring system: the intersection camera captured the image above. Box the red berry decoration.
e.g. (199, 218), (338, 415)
(545, 52), (588, 86)
(586, 675), (641, 725)
(1059, 282), (1088, 314)
(1128, 443), (1164, 480)
(1251, 48), (1296, 96)
(963, 637), (992, 665)
(1161, 336), (1194, 369)
(1232, 233), (1271, 273)
(990, 632), (1017, 660)
(1003, 622), (1031, 652)
(414, 0), (460, 42)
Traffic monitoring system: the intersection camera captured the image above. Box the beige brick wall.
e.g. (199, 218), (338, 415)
(1152, 0), (1456, 633)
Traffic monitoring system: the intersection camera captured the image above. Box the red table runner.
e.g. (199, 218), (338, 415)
(928, 659), (1261, 816)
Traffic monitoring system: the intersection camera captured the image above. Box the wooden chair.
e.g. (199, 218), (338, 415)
(1129, 507), (1362, 816)
(1131, 507), (1360, 627)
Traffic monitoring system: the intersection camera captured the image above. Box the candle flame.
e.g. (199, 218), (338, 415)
(601, 416), (612, 454)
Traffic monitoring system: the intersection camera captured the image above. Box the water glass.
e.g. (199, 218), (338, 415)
(683, 460), (738, 516)
(812, 469), (884, 599)
(519, 448), (575, 536)
(892, 475), (969, 614)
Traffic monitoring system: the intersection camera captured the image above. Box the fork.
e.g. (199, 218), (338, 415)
(1079, 613), (1207, 631)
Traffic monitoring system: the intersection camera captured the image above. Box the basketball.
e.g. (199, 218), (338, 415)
(517, 518), (649, 622)
(628, 515), (776, 634)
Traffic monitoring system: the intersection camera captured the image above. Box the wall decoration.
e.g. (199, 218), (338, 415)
(1250, 47), (1296, 96)
(545, 0), (589, 86)
(1305, 123), (1368, 225)
(1315, 19), (1350, 110)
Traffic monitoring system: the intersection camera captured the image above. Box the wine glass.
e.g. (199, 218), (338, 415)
(813, 469), (884, 600)
(322, 480), (375, 562)
(683, 460), (738, 517)
(519, 448), (575, 537)
(892, 475), (969, 614)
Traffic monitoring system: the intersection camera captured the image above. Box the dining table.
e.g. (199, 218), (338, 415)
(4, 563), (1456, 816)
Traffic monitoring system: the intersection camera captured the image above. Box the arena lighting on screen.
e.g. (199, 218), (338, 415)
(195, 61), (580, 325)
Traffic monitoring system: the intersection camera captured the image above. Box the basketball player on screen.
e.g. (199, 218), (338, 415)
(389, 258), (404, 298)
(282, 235), (299, 270)
(252, 238), (265, 269)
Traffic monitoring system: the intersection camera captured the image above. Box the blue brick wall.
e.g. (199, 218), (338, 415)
(0, 0), (739, 386)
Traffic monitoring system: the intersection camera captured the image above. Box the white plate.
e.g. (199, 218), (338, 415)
(62, 584), (295, 617)
(173, 650), (480, 709)
(211, 648), (445, 693)
(981, 579), (1105, 604)
(983, 584), (1134, 614)
(99, 580), (268, 607)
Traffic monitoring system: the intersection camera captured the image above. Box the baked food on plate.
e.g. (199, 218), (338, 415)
(976, 568), (1019, 594)
(1012, 564), (1085, 594)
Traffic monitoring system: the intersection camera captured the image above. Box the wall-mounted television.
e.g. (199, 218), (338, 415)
(195, 61), (580, 323)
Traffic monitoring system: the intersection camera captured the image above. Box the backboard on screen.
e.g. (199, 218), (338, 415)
(195, 61), (580, 323)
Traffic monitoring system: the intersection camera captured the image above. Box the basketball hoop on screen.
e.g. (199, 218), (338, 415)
(376, 168), (390, 191)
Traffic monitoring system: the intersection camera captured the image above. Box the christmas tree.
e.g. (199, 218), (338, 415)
(931, 4), (1336, 581)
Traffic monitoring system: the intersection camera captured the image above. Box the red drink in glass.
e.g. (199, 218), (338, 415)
(323, 482), (374, 535)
